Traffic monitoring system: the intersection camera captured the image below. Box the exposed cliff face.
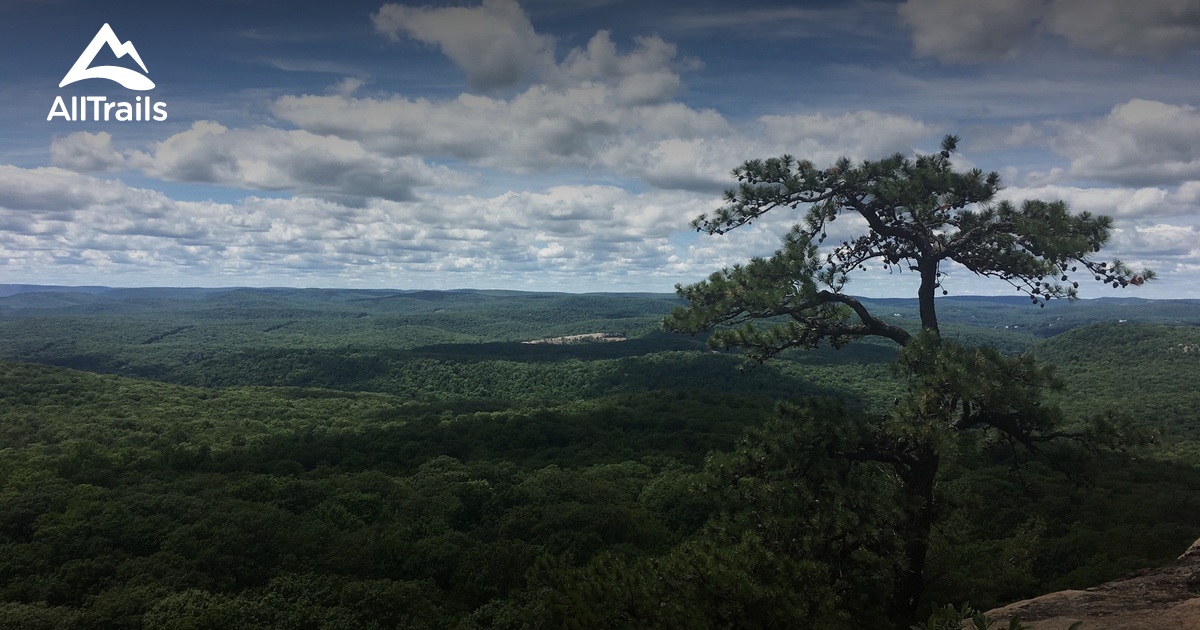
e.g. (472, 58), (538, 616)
(983, 538), (1200, 629)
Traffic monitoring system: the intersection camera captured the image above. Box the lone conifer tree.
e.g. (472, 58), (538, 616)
(665, 135), (1152, 620)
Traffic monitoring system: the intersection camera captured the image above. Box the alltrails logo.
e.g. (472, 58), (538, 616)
(48, 23), (168, 122)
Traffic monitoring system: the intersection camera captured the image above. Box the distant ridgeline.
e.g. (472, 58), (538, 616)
(0, 285), (1196, 360)
(1, 283), (1197, 421)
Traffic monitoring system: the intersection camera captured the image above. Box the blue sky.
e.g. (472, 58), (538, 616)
(2, 0), (1198, 297)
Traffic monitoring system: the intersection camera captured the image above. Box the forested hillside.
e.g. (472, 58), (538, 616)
(1, 286), (1199, 628)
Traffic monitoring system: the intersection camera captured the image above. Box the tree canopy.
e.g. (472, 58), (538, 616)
(666, 135), (1153, 357)
(664, 135), (1153, 622)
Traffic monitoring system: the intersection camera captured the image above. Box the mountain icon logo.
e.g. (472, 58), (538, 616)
(59, 23), (155, 91)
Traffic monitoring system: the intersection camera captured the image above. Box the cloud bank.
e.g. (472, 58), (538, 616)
(900, 0), (1200, 62)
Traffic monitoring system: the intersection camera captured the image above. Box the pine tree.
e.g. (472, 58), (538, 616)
(665, 135), (1152, 621)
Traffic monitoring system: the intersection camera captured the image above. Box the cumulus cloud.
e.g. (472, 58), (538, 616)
(1052, 99), (1200, 186)
(0, 166), (226, 252)
(590, 110), (936, 193)
(306, 2), (935, 194)
(271, 85), (731, 177)
(332, 76), (365, 96)
(0, 163), (732, 289)
(757, 111), (935, 161)
(50, 131), (126, 172)
(373, 0), (555, 91)
(899, 0), (1200, 62)
(598, 137), (741, 193)
(5, 158), (1197, 294)
(1173, 180), (1200, 204)
(1110, 222), (1200, 257)
(1043, 0), (1200, 56)
(0, 165), (157, 216)
(272, 81), (940, 192)
(126, 121), (465, 202)
(1000, 184), (1187, 218)
(372, 0), (695, 99)
(553, 31), (694, 104)
(898, 0), (1042, 63)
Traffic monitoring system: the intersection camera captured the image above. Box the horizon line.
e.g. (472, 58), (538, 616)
(0, 283), (1184, 301)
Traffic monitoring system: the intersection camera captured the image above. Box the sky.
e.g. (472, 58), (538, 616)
(1, 0), (1198, 297)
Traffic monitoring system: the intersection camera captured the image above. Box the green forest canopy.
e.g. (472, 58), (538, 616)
(0, 285), (1199, 627)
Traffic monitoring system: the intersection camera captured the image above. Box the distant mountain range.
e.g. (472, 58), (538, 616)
(3, 284), (1196, 305)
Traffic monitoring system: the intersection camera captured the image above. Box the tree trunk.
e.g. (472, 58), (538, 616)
(917, 261), (940, 336)
(889, 440), (939, 623)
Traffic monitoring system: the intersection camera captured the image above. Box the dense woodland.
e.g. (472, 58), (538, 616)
(2, 286), (1200, 627)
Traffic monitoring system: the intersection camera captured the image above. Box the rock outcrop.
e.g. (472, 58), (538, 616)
(983, 538), (1200, 629)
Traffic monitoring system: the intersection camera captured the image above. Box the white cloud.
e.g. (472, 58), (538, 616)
(898, 0), (1042, 63)
(284, 3), (938, 197)
(4, 156), (1198, 295)
(1110, 222), (1200, 257)
(332, 76), (365, 96)
(599, 137), (739, 193)
(1173, 180), (1200, 204)
(591, 110), (935, 194)
(553, 31), (693, 104)
(1043, 0), (1200, 56)
(757, 111), (936, 161)
(372, 0), (695, 101)
(273, 81), (939, 192)
(0, 165), (158, 216)
(964, 123), (1050, 153)
(899, 0), (1200, 62)
(0, 164), (724, 288)
(271, 86), (731, 177)
(373, 0), (555, 91)
(1000, 184), (1186, 218)
(1053, 99), (1200, 186)
(126, 121), (465, 202)
(50, 131), (125, 172)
